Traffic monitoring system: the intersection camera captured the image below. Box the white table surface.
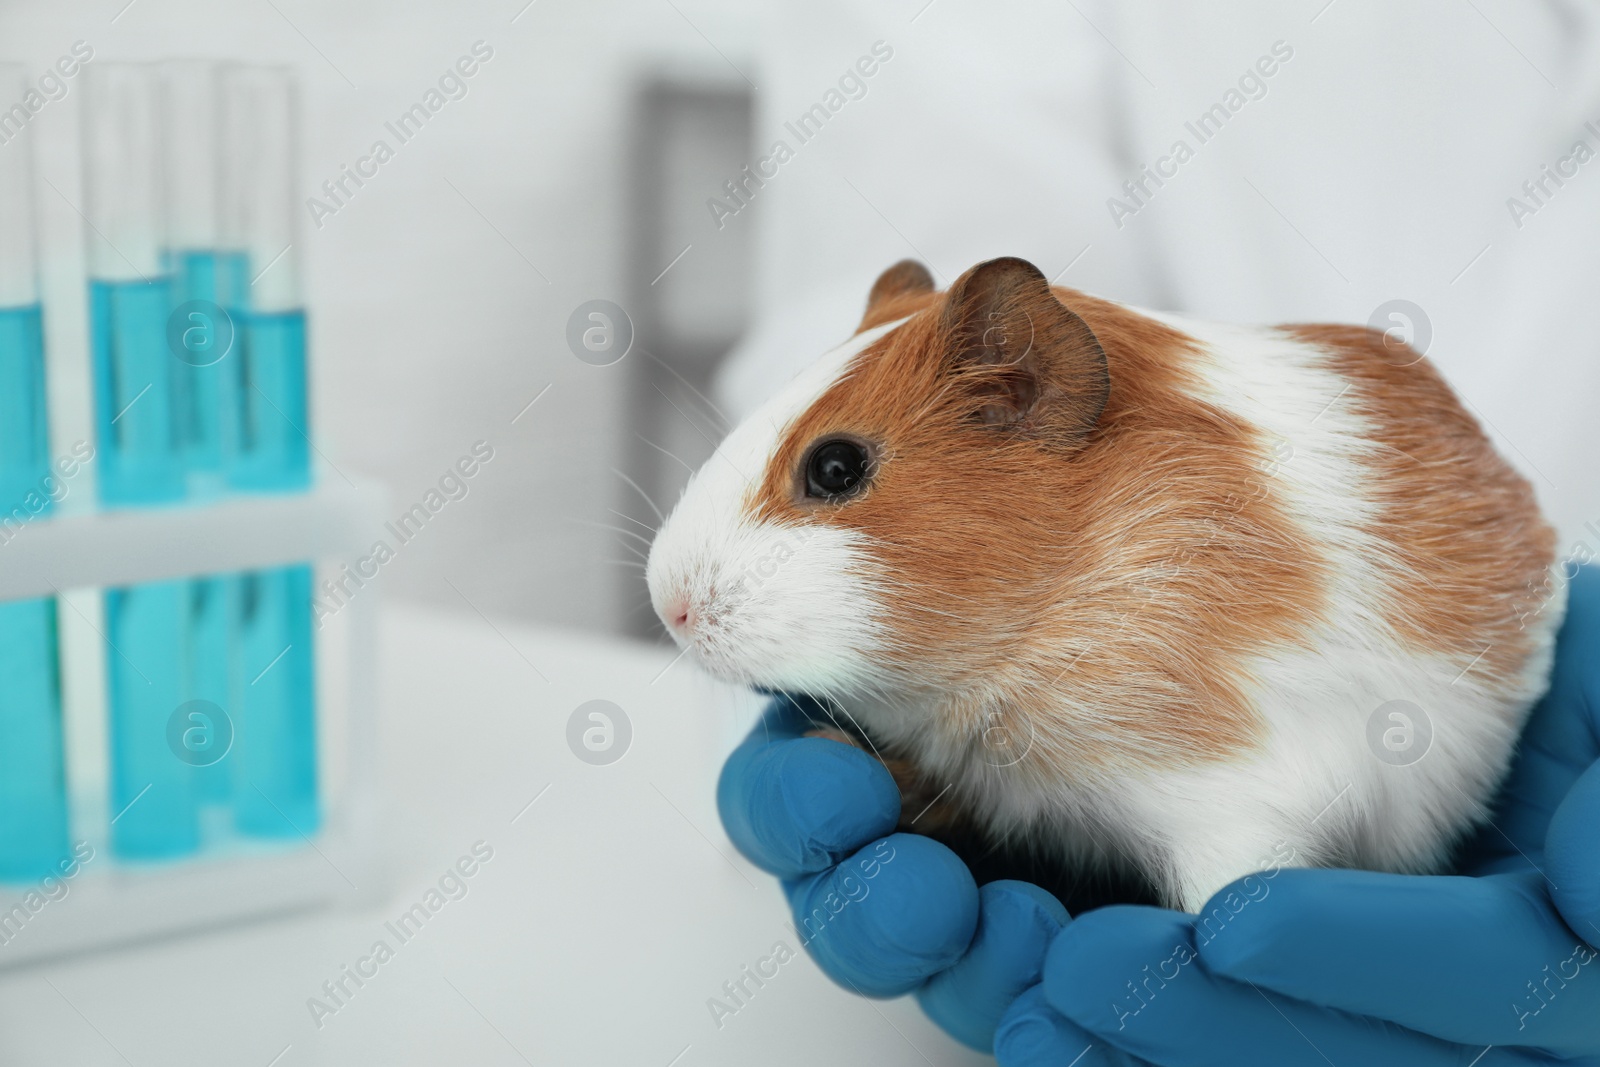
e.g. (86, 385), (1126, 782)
(0, 604), (992, 1066)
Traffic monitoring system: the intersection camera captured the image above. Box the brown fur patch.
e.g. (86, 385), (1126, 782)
(1287, 324), (1555, 685)
(747, 287), (1330, 771)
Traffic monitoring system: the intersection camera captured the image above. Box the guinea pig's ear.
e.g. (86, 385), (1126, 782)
(940, 256), (1110, 448)
(858, 259), (936, 332)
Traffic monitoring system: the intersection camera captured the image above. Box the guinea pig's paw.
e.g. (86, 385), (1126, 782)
(803, 727), (862, 749)
(892, 760), (963, 835)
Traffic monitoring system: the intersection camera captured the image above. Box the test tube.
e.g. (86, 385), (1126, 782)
(0, 65), (71, 879)
(84, 65), (197, 858)
(220, 66), (319, 837)
(221, 66), (309, 492)
(104, 579), (197, 858)
(161, 62), (243, 808)
(185, 573), (236, 807)
(161, 60), (246, 496)
(0, 64), (51, 515)
(232, 564), (319, 837)
(82, 63), (182, 505)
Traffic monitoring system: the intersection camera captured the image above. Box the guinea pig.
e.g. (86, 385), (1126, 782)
(645, 256), (1565, 912)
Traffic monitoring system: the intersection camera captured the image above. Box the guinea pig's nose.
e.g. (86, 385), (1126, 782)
(663, 596), (695, 637)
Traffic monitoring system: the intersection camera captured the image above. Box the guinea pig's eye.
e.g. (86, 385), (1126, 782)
(804, 438), (873, 501)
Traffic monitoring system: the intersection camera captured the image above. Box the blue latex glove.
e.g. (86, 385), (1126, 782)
(717, 694), (1066, 1044)
(718, 566), (1600, 1064)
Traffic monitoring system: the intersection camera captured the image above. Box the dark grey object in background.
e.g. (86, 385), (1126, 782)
(619, 76), (754, 638)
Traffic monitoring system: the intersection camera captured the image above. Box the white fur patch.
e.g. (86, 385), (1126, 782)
(646, 319), (907, 692)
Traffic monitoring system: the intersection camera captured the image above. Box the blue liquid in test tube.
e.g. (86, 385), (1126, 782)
(186, 573), (236, 804)
(0, 66), (71, 880)
(0, 310), (70, 879)
(0, 599), (70, 879)
(232, 564), (318, 837)
(169, 249), (249, 492)
(0, 303), (49, 504)
(89, 277), (183, 504)
(233, 308), (310, 492)
(105, 579), (197, 858)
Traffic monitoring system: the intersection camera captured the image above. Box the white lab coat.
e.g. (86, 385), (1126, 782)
(716, 0), (1600, 553)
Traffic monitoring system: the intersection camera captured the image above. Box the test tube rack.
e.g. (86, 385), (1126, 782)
(0, 479), (387, 966)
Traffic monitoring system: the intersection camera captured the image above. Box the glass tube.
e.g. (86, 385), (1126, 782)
(0, 64), (50, 514)
(219, 67), (319, 839)
(232, 564), (319, 837)
(185, 573), (237, 808)
(220, 66), (309, 492)
(161, 60), (247, 497)
(0, 601), (70, 879)
(160, 62), (242, 812)
(0, 65), (71, 879)
(82, 63), (182, 506)
(105, 579), (197, 859)
(84, 66), (197, 859)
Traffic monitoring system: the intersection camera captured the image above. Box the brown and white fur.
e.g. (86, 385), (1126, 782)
(646, 257), (1564, 912)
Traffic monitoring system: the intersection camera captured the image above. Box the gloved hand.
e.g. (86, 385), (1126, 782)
(716, 693), (1067, 1048)
(717, 566), (1600, 1065)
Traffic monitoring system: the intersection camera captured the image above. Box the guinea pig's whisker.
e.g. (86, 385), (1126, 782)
(611, 467), (666, 524)
(588, 526), (651, 554)
(635, 434), (698, 476)
(570, 520), (653, 558)
(641, 350), (734, 432)
(817, 695), (888, 764)
(607, 508), (659, 535)
(651, 385), (727, 454)
(707, 445), (756, 486)
(614, 530), (654, 553)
